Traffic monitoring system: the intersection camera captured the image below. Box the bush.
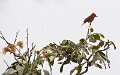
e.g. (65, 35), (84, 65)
(1, 22), (116, 75)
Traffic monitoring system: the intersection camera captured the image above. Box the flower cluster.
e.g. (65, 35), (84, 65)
(16, 41), (23, 48)
(2, 41), (23, 54)
(2, 44), (16, 54)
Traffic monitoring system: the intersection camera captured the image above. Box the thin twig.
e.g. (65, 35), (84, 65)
(3, 60), (9, 67)
(12, 52), (19, 62)
(26, 28), (30, 63)
(28, 43), (36, 63)
(86, 24), (91, 40)
(33, 50), (36, 62)
(86, 29), (89, 40)
(14, 30), (19, 44)
(0, 31), (9, 44)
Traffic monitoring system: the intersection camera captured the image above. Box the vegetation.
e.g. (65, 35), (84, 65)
(1, 23), (116, 75)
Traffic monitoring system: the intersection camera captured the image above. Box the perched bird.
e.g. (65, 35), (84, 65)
(81, 13), (97, 26)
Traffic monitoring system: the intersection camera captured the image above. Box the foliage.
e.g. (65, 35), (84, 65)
(0, 25), (116, 75)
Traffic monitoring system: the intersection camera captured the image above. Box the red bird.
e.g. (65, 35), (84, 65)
(81, 13), (97, 26)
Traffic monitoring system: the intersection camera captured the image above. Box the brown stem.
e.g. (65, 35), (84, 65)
(86, 28), (89, 40)
(14, 30), (19, 44)
(28, 43), (36, 63)
(86, 24), (91, 40)
(26, 28), (30, 63)
(0, 31), (9, 44)
(3, 60), (9, 67)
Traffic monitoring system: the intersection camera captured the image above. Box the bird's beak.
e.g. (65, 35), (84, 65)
(96, 15), (98, 17)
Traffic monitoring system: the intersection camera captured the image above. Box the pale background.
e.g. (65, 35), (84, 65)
(0, 0), (120, 75)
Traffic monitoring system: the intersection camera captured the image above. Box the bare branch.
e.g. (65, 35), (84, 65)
(26, 28), (30, 63)
(0, 31), (9, 44)
(86, 25), (91, 40)
(28, 43), (36, 63)
(14, 30), (19, 44)
(3, 60), (9, 67)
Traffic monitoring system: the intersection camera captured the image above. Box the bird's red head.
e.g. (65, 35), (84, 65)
(91, 13), (97, 17)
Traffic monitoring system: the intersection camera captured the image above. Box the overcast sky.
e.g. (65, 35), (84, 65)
(0, 0), (120, 75)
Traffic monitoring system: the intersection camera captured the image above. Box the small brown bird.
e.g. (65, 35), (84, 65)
(81, 13), (97, 26)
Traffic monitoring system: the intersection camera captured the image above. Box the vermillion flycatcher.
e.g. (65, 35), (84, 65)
(81, 13), (97, 26)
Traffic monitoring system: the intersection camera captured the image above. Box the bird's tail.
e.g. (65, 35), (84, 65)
(81, 23), (85, 26)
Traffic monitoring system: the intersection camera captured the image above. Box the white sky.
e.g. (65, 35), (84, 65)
(0, 0), (120, 75)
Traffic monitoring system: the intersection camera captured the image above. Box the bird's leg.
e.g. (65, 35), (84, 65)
(86, 23), (91, 40)
(86, 28), (89, 40)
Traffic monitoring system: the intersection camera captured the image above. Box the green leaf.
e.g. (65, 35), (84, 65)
(61, 40), (68, 46)
(70, 68), (76, 75)
(71, 52), (81, 63)
(98, 51), (105, 56)
(66, 47), (73, 54)
(60, 64), (64, 72)
(92, 53), (101, 63)
(83, 48), (89, 55)
(104, 41), (109, 49)
(43, 69), (50, 75)
(58, 56), (64, 61)
(88, 46), (93, 51)
(92, 46), (99, 54)
(95, 64), (102, 69)
(92, 46), (99, 50)
(37, 58), (44, 67)
(61, 46), (68, 51)
(80, 38), (87, 46)
(5, 68), (17, 75)
(98, 41), (104, 47)
(60, 40), (75, 46)
(25, 63), (31, 68)
(11, 62), (19, 66)
(80, 39), (85, 44)
(89, 35), (96, 43)
(97, 57), (104, 64)
(49, 58), (54, 66)
(24, 63), (31, 73)
(71, 57), (78, 63)
(11, 65), (16, 70)
(99, 33), (105, 38)
(100, 54), (110, 63)
(82, 52), (86, 59)
(93, 34), (100, 40)
(35, 70), (42, 75)
(16, 64), (24, 75)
